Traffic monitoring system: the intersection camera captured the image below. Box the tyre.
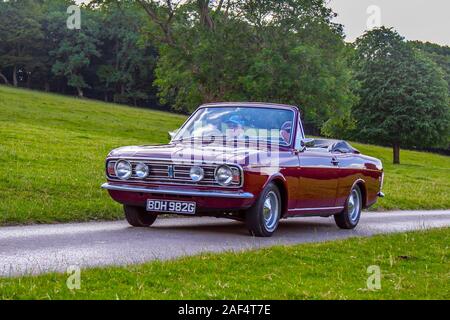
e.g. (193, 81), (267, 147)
(245, 183), (281, 237)
(334, 185), (362, 229)
(124, 205), (158, 227)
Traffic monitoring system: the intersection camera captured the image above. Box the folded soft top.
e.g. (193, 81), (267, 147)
(312, 139), (360, 154)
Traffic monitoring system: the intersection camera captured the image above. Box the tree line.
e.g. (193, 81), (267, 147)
(0, 0), (157, 106)
(0, 0), (448, 163)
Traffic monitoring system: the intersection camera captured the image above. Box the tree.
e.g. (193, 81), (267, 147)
(48, 2), (101, 97)
(96, 1), (157, 104)
(0, 41), (9, 84)
(127, 0), (355, 128)
(352, 27), (449, 164)
(239, 0), (356, 129)
(410, 41), (450, 93)
(0, 0), (44, 86)
(153, 2), (256, 112)
(34, 0), (71, 92)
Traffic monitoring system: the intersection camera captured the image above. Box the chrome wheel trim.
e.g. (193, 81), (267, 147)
(263, 191), (280, 232)
(348, 189), (361, 223)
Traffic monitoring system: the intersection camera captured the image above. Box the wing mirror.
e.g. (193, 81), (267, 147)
(168, 129), (179, 141)
(301, 138), (315, 148)
(296, 138), (315, 152)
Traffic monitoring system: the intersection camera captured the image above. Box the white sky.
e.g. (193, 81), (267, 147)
(76, 0), (450, 46)
(327, 0), (450, 45)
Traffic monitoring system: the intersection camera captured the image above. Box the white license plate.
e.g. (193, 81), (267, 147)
(146, 199), (196, 215)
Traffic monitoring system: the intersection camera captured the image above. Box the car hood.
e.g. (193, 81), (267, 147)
(107, 143), (282, 166)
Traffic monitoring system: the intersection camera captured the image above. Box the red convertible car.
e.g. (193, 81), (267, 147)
(102, 103), (384, 237)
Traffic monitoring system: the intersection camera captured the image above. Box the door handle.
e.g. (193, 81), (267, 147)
(331, 158), (339, 166)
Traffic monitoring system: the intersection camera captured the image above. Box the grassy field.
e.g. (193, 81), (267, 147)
(354, 143), (450, 211)
(0, 228), (448, 299)
(0, 85), (449, 224)
(0, 85), (185, 224)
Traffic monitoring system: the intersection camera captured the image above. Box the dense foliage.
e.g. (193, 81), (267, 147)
(411, 41), (450, 93)
(148, 0), (356, 130)
(0, 0), (158, 106)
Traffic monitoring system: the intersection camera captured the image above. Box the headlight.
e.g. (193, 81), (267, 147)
(190, 166), (204, 182)
(115, 160), (132, 180)
(135, 162), (149, 179)
(215, 165), (233, 186)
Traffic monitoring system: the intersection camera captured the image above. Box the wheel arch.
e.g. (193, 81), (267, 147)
(352, 179), (367, 209)
(264, 174), (289, 218)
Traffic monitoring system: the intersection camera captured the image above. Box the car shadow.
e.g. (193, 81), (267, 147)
(139, 217), (337, 237)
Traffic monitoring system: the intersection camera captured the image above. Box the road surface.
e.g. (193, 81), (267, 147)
(0, 210), (449, 277)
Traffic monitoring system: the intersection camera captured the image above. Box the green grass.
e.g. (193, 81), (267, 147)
(351, 142), (450, 211)
(0, 228), (448, 300)
(0, 85), (185, 224)
(0, 85), (449, 224)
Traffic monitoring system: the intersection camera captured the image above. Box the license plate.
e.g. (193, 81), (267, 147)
(146, 199), (196, 215)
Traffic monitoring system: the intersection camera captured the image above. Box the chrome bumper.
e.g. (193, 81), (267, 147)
(101, 183), (254, 199)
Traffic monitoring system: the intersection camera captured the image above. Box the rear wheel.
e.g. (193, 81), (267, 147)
(334, 185), (362, 229)
(245, 183), (281, 237)
(124, 205), (158, 227)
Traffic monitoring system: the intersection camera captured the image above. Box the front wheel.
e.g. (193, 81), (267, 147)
(124, 205), (158, 227)
(245, 183), (281, 237)
(334, 185), (362, 229)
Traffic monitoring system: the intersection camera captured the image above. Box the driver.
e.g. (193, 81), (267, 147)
(225, 115), (246, 139)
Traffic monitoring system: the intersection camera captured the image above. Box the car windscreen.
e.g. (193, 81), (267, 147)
(173, 107), (295, 146)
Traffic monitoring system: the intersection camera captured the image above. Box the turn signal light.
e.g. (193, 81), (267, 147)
(107, 161), (116, 176)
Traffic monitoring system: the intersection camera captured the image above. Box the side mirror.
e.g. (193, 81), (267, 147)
(168, 129), (179, 141)
(301, 138), (315, 148)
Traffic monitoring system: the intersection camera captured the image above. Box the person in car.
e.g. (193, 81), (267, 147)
(225, 115), (246, 139)
(280, 121), (292, 144)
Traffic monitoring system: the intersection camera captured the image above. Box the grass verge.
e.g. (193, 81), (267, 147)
(0, 228), (448, 300)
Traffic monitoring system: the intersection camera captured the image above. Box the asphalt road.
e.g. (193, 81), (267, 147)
(0, 210), (449, 277)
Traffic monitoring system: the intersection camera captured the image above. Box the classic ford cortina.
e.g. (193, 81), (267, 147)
(102, 103), (384, 237)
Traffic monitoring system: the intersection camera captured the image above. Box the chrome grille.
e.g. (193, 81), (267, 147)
(107, 159), (242, 187)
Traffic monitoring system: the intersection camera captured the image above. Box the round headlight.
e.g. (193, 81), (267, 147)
(135, 162), (149, 179)
(190, 166), (204, 182)
(215, 165), (233, 186)
(115, 160), (132, 180)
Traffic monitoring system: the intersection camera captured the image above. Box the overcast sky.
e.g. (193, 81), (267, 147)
(76, 0), (449, 46)
(327, 0), (450, 45)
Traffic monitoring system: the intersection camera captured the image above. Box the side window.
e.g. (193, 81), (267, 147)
(294, 122), (303, 150)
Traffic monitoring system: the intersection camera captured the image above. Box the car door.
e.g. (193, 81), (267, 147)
(292, 127), (339, 211)
(297, 149), (340, 210)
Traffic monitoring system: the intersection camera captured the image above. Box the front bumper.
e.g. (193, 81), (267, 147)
(102, 183), (255, 212)
(101, 183), (254, 199)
